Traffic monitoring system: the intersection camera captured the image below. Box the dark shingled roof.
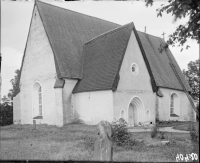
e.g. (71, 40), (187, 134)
(137, 32), (191, 92)
(73, 23), (134, 93)
(15, 1), (191, 96)
(36, 0), (119, 79)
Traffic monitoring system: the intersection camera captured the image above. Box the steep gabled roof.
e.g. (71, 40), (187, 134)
(73, 27), (191, 93)
(73, 23), (134, 93)
(36, 0), (119, 79)
(15, 1), (191, 97)
(137, 32), (191, 92)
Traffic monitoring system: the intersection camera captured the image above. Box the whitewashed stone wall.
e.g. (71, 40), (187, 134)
(113, 31), (156, 125)
(18, 6), (58, 125)
(158, 88), (195, 121)
(62, 79), (78, 124)
(13, 93), (21, 124)
(73, 90), (113, 125)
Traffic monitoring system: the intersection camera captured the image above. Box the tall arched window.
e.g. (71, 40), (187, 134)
(33, 82), (43, 118)
(170, 95), (174, 114)
(170, 93), (180, 117)
(121, 110), (125, 120)
(38, 86), (42, 116)
(146, 109), (150, 121)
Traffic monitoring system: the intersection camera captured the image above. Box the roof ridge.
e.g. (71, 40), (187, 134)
(36, 0), (120, 26)
(85, 22), (133, 45)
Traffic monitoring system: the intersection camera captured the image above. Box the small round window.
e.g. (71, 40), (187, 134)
(131, 63), (139, 75)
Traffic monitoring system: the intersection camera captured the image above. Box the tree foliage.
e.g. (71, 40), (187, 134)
(8, 69), (20, 100)
(1, 95), (9, 103)
(183, 59), (199, 100)
(0, 103), (13, 126)
(145, 0), (200, 50)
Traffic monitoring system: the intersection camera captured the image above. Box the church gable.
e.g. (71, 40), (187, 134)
(73, 23), (133, 93)
(18, 5), (60, 125)
(117, 31), (153, 92)
(20, 5), (56, 86)
(36, 0), (119, 79)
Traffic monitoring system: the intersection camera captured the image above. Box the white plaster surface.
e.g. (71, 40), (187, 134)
(73, 90), (113, 125)
(113, 31), (156, 125)
(15, 6), (58, 125)
(13, 93), (21, 124)
(62, 79), (78, 124)
(158, 88), (195, 121)
(55, 88), (64, 126)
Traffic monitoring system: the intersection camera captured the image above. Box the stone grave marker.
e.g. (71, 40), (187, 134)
(94, 121), (113, 161)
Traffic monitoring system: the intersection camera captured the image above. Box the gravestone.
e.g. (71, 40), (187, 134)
(94, 121), (113, 161)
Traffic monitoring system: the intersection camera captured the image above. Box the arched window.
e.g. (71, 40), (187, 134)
(121, 110), (125, 120)
(146, 109), (150, 121)
(170, 95), (174, 114)
(38, 86), (42, 116)
(170, 93), (180, 117)
(33, 82), (43, 118)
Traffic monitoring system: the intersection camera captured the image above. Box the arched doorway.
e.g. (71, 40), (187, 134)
(128, 103), (137, 126)
(128, 97), (145, 126)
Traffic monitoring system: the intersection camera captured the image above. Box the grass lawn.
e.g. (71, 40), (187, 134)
(173, 122), (199, 131)
(157, 121), (192, 128)
(0, 123), (198, 162)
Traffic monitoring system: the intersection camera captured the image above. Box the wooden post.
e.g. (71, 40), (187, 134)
(94, 121), (113, 161)
(33, 120), (36, 130)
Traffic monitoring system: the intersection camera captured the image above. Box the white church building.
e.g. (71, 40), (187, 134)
(13, 1), (196, 126)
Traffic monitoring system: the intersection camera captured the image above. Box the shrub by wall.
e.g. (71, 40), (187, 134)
(0, 103), (13, 126)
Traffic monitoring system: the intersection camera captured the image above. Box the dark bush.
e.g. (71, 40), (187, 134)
(196, 102), (199, 122)
(0, 103), (13, 126)
(151, 125), (159, 138)
(189, 121), (199, 156)
(112, 118), (136, 147)
(190, 122), (199, 143)
(190, 103), (199, 143)
(157, 131), (166, 140)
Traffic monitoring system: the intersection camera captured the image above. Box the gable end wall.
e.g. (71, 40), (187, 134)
(18, 6), (58, 125)
(113, 31), (156, 124)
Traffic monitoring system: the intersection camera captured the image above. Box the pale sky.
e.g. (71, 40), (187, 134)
(1, 0), (199, 97)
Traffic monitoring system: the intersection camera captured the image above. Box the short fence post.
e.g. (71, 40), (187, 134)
(94, 121), (113, 161)
(33, 120), (36, 130)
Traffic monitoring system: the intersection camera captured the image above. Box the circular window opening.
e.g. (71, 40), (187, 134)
(131, 63), (139, 75)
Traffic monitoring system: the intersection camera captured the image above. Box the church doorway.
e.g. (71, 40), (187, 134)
(128, 103), (137, 126)
(128, 97), (145, 126)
